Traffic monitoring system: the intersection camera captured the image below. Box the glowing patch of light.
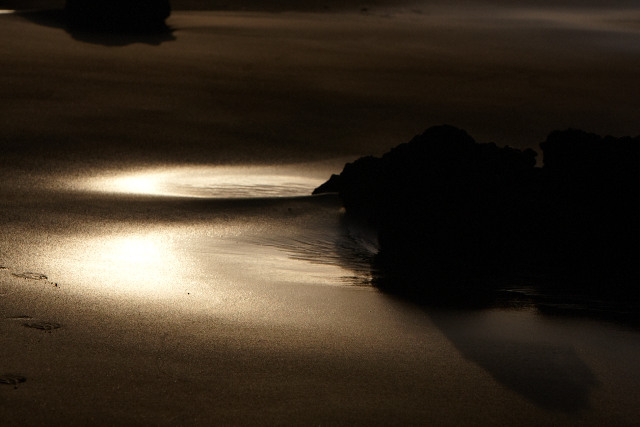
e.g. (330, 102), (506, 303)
(61, 231), (191, 297)
(81, 165), (327, 199)
(110, 236), (162, 264)
(115, 175), (159, 195)
(0, 10), (16, 14)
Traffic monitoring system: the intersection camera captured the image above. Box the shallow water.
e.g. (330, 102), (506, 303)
(1, 163), (369, 293)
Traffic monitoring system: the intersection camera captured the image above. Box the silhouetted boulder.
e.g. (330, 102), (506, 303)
(540, 129), (640, 285)
(315, 126), (541, 290)
(315, 125), (640, 301)
(65, 0), (171, 32)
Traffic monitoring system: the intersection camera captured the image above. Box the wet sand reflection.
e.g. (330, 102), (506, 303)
(2, 166), (640, 423)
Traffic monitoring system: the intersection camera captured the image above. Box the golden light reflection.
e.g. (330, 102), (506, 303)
(108, 236), (162, 265)
(62, 231), (191, 298)
(48, 224), (362, 313)
(115, 175), (160, 195)
(34, 161), (367, 306)
(82, 166), (326, 199)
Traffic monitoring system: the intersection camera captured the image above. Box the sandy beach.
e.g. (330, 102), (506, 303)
(2, 2), (640, 424)
(3, 185), (640, 425)
(2, 2), (640, 170)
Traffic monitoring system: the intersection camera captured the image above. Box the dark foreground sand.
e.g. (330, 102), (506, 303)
(2, 5), (640, 425)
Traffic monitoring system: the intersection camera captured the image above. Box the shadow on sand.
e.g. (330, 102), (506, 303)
(16, 9), (175, 46)
(310, 124), (640, 412)
(234, 197), (601, 413)
(426, 306), (599, 412)
(280, 227), (602, 412)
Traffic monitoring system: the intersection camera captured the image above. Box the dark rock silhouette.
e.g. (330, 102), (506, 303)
(65, 0), (171, 33)
(314, 125), (640, 305)
(540, 129), (640, 288)
(15, 9), (175, 46)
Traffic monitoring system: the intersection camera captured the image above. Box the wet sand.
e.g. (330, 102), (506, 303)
(2, 182), (640, 425)
(2, 4), (640, 425)
(2, 4), (640, 171)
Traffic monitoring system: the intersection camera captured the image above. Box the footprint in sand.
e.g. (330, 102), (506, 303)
(11, 272), (48, 280)
(0, 374), (27, 386)
(5, 315), (33, 321)
(22, 321), (62, 331)
(0, 266), (9, 292)
(6, 315), (61, 332)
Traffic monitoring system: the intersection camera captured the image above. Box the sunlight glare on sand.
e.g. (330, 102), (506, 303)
(116, 175), (160, 195)
(61, 231), (192, 298)
(111, 236), (162, 265)
(85, 166), (325, 198)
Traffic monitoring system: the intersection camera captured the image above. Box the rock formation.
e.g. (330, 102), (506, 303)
(65, 0), (171, 32)
(314, 126), (640, 301)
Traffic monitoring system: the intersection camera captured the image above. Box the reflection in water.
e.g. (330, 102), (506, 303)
(109, 236), (162, 263)
(20, 164), (367, 304)
(27, 194), (370, 303)
(83, 166), (325, 198)
(248, 215), (378, 286)
(62, 231), (187, 297)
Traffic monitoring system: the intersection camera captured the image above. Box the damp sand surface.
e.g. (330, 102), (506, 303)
(2, 169), (640, 425)
(1, 3), (640, 172)
(2, 4), (640, 425)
